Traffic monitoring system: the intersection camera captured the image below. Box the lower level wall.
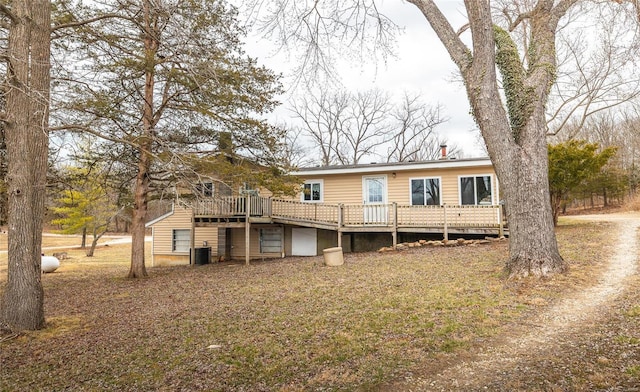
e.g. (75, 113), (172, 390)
(229, 226), (284, 260)
(316, 229), (353, 254)
(349, 232), (394, 252)
(151, 223), (478, 265)
(152, 253), (190, 267)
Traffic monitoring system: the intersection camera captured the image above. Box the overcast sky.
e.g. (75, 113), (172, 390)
(240, 1), (487, 159)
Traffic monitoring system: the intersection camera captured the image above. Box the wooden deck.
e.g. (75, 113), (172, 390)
(187, 196), (507, 237)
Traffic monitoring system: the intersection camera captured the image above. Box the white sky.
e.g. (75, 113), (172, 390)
(240, 1), (488, 159)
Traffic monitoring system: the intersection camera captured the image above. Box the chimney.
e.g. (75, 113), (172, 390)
(439, 144), (448, 160)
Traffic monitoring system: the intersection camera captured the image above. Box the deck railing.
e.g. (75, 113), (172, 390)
(396, 204), (501, 228)
(342, 204), (391, 226)
(191, 196), (270, 217)
(271, 199), (339, 224)
(188, 196), (504, 231)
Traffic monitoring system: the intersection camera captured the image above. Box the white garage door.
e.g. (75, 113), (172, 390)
(292, 228), (317, 256)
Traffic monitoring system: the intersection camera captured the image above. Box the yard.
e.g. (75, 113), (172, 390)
(1, 218), (639, 391)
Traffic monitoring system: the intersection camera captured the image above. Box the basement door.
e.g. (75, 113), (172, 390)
(260, 227), (283, 254)
(291, 228), (317, 256)
(362, 175), (388, 224)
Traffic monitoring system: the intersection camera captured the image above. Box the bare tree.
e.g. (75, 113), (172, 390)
(290, 88), (350, 165)
(291, 88), (392, 165)
(546, 5), (640, 137)
(277, 124), (314, 169)
(291, 87), (452, 165)
(387, 92), (451, 162)
(246, 0), (640, 277)
(339, 89), (392, 164)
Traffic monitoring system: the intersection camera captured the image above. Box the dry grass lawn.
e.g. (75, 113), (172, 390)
(1, 220), (637, 391)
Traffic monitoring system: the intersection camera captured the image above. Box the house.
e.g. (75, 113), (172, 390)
(146, 155), (504, 266)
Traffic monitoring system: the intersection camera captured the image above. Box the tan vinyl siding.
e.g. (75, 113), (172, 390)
(393, 166), (497, 205)
(300, 176), (363, 204)
(148, 205), (218, 266)
(230, 226), (282, 260)
(296, 164), (497, 206)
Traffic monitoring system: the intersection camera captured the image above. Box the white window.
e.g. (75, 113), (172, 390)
(302, 180), (323, 202)
(172, 229), (191, 252)
(196, 182), (213, 197)
(410, 178), (441, 205)
(459, 175), (493, 205)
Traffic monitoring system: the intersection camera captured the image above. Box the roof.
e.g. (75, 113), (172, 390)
(145, 205), (175, 227)
(292, 157), (493, 176)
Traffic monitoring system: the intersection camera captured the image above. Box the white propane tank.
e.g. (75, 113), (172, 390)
(41, 255), (60, 273)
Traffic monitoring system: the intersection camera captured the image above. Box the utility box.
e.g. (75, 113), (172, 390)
(194, 247), (211, 265)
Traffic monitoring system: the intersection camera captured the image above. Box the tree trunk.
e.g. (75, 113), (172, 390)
(128, 151), (150, 278)
(551, 194), (562, 227)
(499, 144), (566, 277)
(81, 226), (87, 248)
(457, 1), (566, 278)
(128, 0), (157, 279)
(87, 231), (100, 257)
(1, 0), (51, 331)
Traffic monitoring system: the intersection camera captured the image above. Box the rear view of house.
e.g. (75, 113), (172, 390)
(146, 157), (505, 266)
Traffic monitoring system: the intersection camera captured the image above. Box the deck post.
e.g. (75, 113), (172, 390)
(190, 209), (196, 265)
(443, 204), (449, 242)
(498, 204), (504, 237)
(245, 195), (251, 265)
(337, 204), (343, 247)
(392, 202), (398, 249)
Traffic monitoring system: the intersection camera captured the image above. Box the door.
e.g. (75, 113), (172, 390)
(291, 228), (317, 256)
(362, 176), (388, 224)
(260, 227), (283, 254)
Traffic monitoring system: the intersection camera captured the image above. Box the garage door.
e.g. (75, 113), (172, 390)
(292, 228), (317, 256)
(260, 227), (282, 253)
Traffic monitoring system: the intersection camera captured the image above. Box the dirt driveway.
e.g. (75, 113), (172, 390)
(389, 213), (640, 391)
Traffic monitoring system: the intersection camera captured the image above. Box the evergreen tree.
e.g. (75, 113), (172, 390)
(548, 140), (616, 225)
(53, 0), (287, 278)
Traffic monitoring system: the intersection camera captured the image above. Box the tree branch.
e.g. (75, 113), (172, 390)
(48, 124), (157, 159)
(52, 13), (130, 32)
(407, 0), (472, 71)
(507, 11), (533, 31)
(0, 4), (17, 24)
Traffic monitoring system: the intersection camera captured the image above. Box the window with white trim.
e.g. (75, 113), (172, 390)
(172, 229), (191, 252)
(302, 180), (323, 202)
(195, 182), (213, 197)
(460, 175), (493, 205)
(410, 178), (441, 205)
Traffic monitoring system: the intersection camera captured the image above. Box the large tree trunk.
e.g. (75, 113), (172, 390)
(409, 0), (567, 278)
(481, 110), (567, 278)
(128, 151), (150, 278)
(471, 4), (566, 278)
(128, 0), (157, 278)
(1, 0), (51, 330)
(497, 138), (566, 276)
